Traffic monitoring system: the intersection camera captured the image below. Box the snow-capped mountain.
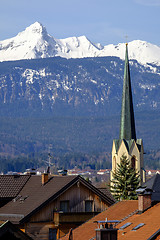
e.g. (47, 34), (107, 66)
(0, 22), (58, 61)
(0, 22), (101, 61)
(0, 22), (160, 118)
(99, 41), (160, 66)
(0, 22), (160, 66)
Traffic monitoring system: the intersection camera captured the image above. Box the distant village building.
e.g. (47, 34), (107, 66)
(111, 43), (145, 184)
(97, 169), (110, 175)
(146, 169), (160, 176)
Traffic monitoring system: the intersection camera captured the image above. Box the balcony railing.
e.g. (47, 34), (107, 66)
(53, 211), (100, 226)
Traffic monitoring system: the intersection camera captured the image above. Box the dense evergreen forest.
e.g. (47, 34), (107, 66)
(0, 110), (160, 173)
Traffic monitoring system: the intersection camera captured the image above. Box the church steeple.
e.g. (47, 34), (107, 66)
(111, 43), (145, 185)
(119, 43), (136, 140)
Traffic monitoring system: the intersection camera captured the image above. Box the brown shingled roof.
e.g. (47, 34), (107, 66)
(0, 175), (77, 223)
(0, 220), (33, 240)
(0, 175), (114, 224)
(59, 200), (138, 240)
(98, 188), (115, 202)
(0, 175), (30, 198)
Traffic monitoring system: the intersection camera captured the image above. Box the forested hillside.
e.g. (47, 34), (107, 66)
(0, 111), (160, 173)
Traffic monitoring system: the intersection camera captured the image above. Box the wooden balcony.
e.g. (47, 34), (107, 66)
(53, 211), (100, 226)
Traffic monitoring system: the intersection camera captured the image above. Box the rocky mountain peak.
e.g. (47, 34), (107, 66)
(17, 21), (49, 39)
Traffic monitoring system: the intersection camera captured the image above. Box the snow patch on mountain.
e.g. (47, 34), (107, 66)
(1, 22), (160, 67)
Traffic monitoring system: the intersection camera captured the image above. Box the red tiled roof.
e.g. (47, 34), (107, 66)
(59, 200), (138, 240)
(117, 202), (160, 240)
(60, 200), (160, 240)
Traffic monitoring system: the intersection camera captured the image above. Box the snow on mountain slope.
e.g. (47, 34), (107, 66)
(56, 36), (101, 58)
(0, 22), (58, 61)
(0, 22), (160, 66)
(0, 22), (100, 61)
(99, 40), (160, 66)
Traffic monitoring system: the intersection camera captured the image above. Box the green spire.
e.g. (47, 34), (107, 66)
(119, 43), (136, 140)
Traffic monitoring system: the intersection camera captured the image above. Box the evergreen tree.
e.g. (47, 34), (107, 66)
(110, 155), (140, 201)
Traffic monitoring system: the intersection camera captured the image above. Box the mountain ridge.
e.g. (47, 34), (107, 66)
(0, 22), (160, 66)
(0, 56), (160, 118)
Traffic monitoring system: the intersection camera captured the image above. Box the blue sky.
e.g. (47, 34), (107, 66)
(0, 0), (160, 46)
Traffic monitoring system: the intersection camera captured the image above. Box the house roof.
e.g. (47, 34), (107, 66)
(59, 200), (138, 240)
(98, 188), (115, 203)
(0, 174), (115, 224)
(78, 177), (115, 205)
(141, 174), (160, 201)
(117, 202), (160, 240)
(0, 220), (33, 240)
(60, 200), (160, 240)
(0, 175), (30, 198)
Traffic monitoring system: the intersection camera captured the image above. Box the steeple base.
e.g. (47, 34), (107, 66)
(111, 139), (145, 185)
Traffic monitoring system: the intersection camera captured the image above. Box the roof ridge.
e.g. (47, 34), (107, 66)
(78, 175), (115, 205)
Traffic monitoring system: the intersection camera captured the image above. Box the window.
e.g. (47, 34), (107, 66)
(131, 157), (136, 170)
(60, 201), (69, 213)
(113, 156), (116, 171)
(119, 222), (132, 230)
(85, 200), (93, 212)
(49, 228), (57, 240)
(132, 223), (145, 231)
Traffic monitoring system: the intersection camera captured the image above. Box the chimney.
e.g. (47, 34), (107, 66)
(42, 173), (48, 185)
(95, 219), (119, 240)
(136, 187), (152, 213)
